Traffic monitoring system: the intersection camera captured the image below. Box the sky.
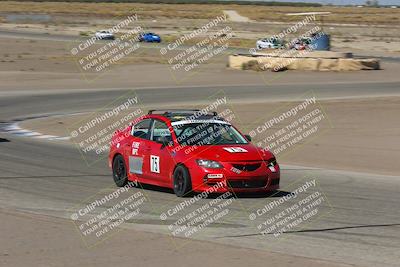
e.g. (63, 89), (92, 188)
(238, 0), (399, 5)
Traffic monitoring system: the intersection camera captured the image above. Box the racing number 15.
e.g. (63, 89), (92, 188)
(150, 155), (160, 173)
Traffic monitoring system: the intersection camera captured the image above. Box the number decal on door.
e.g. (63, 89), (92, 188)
(150, 155), (160, 173)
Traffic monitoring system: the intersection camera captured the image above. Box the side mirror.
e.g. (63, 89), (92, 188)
(244, 134), (252, 142)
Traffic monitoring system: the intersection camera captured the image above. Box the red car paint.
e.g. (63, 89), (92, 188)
(108, 114), (280, 193)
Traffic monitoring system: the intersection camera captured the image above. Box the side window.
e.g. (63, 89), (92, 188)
(151, 120), (172, 143)
(132, 119), (151, 140)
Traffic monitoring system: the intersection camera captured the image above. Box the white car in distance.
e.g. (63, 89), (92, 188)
(256, 37), (284, 50)
(95, 30), (115, 40)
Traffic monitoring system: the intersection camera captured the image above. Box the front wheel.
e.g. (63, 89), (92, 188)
(112, 154), (128, 187)
(173, 165), (192, 197)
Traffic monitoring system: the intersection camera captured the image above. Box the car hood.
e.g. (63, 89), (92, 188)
(186, 144), (273, 162)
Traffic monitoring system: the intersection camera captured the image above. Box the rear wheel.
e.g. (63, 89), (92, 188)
(112, 154), (128, 187)
(173, 165), (192, 197)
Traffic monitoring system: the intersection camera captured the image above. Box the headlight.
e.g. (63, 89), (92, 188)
(196, 159), (223, 169)
(264, 157), (277, 172)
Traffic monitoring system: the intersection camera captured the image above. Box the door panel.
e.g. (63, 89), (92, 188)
(146, 141), (174, 186)
(146, 119), (174, 186)
(126, 119), (152, 182)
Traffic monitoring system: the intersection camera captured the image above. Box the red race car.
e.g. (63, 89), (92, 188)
(108, 110), (280, 197)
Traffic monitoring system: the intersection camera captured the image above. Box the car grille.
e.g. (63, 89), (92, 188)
(231, 163), (261, 172)
(227, 179), (267, 189)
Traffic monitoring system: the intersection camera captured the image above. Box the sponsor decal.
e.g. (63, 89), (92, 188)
(223, 147), (248, 153)
(131, 141), (140, 155)
(207, 174), (224, 179)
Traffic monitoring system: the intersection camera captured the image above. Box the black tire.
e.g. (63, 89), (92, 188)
(173, 165), (192, 197)
(112, 154), (128, 187)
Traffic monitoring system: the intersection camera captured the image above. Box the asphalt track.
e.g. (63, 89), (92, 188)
(1, 83), (400, 267)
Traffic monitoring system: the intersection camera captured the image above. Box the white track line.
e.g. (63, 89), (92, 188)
(2, 122), (70, 141)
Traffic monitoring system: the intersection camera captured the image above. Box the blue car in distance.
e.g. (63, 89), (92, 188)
(139, 32), (161, 43)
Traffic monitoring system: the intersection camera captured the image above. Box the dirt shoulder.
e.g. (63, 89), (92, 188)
(1, 36), (400, 93)
(0, 208), (354, 267)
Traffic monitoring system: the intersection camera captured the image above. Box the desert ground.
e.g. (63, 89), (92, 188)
(1, 2), (400, 267)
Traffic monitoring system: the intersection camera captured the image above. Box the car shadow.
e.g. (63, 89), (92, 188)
(135, 183), (291, 199)
(0, 138), (10, 143)
(204, 190), (292, 199)
(137, 183), (175, 194)
(230, 190), (292, 199)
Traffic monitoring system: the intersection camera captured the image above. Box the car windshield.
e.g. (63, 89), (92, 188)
(173, 122), (248, 146)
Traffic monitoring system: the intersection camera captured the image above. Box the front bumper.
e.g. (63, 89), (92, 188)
(190, 161), (280, 193)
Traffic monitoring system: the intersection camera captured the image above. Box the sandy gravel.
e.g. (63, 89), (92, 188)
(223, 10), (251, 22)
(1, 8), (399, 267)
(0, 208), (353, 267)
(1, 36), (400, 93)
